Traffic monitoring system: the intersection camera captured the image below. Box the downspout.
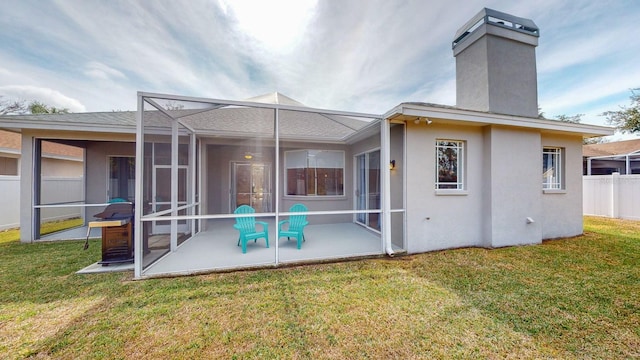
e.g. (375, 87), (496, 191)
(382, 117), (394, 256)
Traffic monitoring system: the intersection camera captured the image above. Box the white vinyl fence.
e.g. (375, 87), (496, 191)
(0, 176), (84, 230)
(583, 173), (640, 220)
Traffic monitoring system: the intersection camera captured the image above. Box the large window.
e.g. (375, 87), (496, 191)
(543, 147), (563, 189)
(435, 140), (464, 190)
(285, 150), (344, 196)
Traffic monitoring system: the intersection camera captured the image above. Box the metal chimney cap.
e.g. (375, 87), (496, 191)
(453, 8), (539, 49)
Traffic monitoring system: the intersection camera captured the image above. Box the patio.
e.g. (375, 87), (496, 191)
(68, 219), (393, 277)
(143, 220), (388, 277)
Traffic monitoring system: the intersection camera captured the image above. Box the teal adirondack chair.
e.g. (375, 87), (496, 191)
(234, 205), (269, 253)
(278, 204), (308, 249)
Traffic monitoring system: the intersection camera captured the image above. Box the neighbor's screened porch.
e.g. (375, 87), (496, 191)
(135, 93), (405, 278)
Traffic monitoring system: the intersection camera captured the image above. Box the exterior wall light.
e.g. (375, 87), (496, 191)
(390, 160), (396, 170)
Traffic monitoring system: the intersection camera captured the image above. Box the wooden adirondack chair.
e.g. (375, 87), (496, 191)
(278, 203), (308, 249)
(233, 205), (269, 253)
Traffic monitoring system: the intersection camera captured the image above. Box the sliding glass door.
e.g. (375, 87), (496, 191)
(355, 149), (381, 231)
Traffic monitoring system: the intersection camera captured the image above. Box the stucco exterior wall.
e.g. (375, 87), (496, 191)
(541, 134), (584, 238)
(205, 141), (361, 225)
(41, 157), (83, 177)
(455, 27), (538, 118)
(85, 142), (136, 206)
(484, 126), (542, 247)
(389, 124), (405, 248)
(405, 123), (567, 253)
(279, 140), (364, 224)
(405, 122), (485, 253)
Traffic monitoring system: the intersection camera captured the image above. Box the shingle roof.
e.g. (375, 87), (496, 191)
(583, 138), (640, 157)
(0, 111), (137, 127)
(0, 93), (374, 142)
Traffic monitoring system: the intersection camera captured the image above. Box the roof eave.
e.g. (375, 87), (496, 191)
(0, 121), (135, 134)
(385, 103), (614, 137)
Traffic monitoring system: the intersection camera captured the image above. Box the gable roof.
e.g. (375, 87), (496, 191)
(583, 138), (640, 157)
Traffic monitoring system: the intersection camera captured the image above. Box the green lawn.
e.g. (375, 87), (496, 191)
(0, 216), (638, 359)
(0, 218), (84, 245)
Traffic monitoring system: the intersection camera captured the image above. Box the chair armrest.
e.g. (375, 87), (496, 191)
(256, 221), (269, 232)
(278, 219), (289, 229)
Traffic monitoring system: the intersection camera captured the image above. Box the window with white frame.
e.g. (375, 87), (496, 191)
(435, 140), (464, 190)
(285, 150), (344, 196)
(543, 147), (563, 189)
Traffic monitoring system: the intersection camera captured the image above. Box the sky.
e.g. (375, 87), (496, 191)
(1, 0), (639, 136)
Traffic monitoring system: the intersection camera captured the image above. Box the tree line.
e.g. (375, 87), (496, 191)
(0, 96), (69, 115)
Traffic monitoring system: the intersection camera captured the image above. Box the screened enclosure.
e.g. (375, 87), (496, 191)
(135, 92), (405, 278)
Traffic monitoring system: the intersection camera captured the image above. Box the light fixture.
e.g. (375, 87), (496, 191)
(390, 159), (396, 170)
(244, 152), (253, 160)
(413, 117), (433, 125)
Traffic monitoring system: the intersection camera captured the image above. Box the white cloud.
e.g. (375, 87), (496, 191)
(0, 0), (639, 117)
(83, 62), (127, 81)
(218, 0), (317, 54)
(0, 85), (86, 112)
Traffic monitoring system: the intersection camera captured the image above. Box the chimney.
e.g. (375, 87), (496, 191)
(452, 8), (540, 118)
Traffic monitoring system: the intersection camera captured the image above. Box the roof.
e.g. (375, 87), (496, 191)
(245, 92), (306, 107)
(385, 102), (614, 137)
(583, 138), (640, 157)
(0, 93), (376, 143)
(0, 92), (615, 141)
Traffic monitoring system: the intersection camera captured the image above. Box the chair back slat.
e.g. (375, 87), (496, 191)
(234, 205), (256, 231)
(289, 203), (308, 230)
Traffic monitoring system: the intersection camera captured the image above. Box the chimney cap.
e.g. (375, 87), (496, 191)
(453, 8), (539, 49)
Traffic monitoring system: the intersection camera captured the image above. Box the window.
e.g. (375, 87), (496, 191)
(0, 156), (19, 176)
(435, 140), (464, 190)
(543, 147), (563, 189)
(285, 150), (344, 196)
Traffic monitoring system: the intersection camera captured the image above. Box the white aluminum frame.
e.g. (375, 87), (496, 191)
(134, 91), (399, 279)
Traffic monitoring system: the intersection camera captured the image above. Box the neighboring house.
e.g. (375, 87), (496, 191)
(0, 8), (613, 279)
(583, 139), (640, 175)
(0, 129), (84, 230)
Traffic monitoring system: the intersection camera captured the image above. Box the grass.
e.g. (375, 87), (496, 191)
(0, 216), (638, 359)
(0, 218), (84, 245)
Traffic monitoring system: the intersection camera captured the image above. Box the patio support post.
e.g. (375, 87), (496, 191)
(134, 93), (144, 279)
(170, 118), (178, 251)
(274, 107), (280, 265)
(381, 118), (394, 256)
(191, 133), (197, 234)
(19, 134), (36, 243)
